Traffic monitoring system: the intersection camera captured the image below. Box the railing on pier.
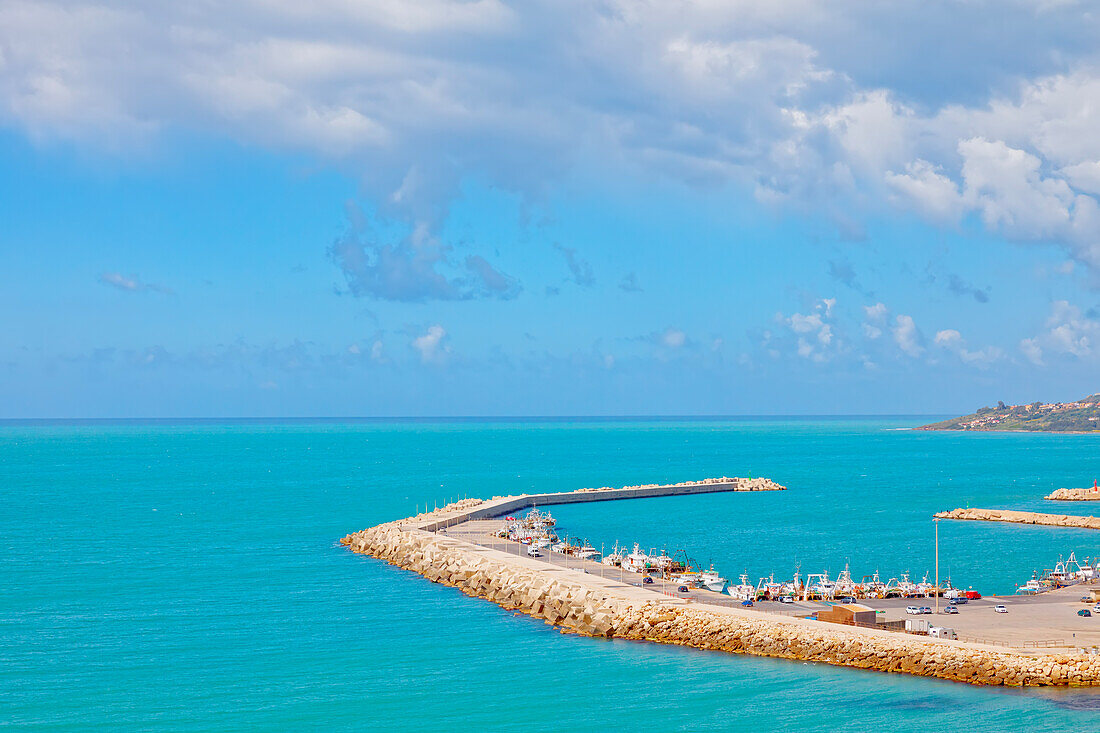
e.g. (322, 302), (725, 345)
(954, 634), (1067, 648)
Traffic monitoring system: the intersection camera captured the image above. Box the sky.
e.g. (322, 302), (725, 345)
(1, 0), (1099, 417)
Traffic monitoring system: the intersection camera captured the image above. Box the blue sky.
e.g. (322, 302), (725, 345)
(1, 1), (1099, 417)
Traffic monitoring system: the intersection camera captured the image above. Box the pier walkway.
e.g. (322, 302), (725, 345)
(411, 477), (784, 532)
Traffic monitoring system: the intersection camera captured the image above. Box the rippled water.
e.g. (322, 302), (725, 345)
(2, 418), (1099, 730)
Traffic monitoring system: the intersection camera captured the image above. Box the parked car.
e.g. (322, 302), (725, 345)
(642, 576), (654, 584)
(994, 605), (1008, 613)
(906, 606), (921, 615)
(1081, 596), (1093, 603)
(526, 546), (541, 557)
(741, 599), (754, 607)
(944, 606), (959, 614)
(778, 596), (794, 604)
(677, 585), (689, 593)
(950, 597), (967, 605)
(1078, 609), (1092, 617)
(920, 607), (933, 614)
(1093, 603), (1100, 614)
(836, 596), (856, 604)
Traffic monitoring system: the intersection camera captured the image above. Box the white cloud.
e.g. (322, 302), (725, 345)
(4, 2), (1100, 273)
(885, 160), (964, 222)
(892, 314), (923, 357)
(662, 328), (687, 348)
(861, 302), (887, 339)
(412, 324), (449, 363)
(934, 328), (1003, 368)
(1020, 337), (1044, 365)
(784, 298), (837, 362)
(1017, 300), (1100, 364)
(1043, 300), (1098, 357)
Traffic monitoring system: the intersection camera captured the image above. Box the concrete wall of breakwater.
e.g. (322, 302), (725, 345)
(418, 477), (784, 531)
(936, 507), (1100, 530)
(345, 501), (1100, 687)
(1047, 488), (1100, 501)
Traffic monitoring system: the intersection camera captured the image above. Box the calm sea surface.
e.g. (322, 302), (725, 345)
(3, 418), (1100, 730)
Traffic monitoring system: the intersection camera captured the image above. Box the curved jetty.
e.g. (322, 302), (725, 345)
(936, 508), (1100, 530)
(343, 479), (1100, 687)
(1047, 486), (1100, 501)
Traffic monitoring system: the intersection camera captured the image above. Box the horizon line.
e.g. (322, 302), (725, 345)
(0, 413), (947, 423)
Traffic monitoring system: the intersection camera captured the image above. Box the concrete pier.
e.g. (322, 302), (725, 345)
(343, 480), (1100, 687)
(417, 476), (784, 531)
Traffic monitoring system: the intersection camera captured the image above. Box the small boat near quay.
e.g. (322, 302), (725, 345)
(493, 518), (988, 600)
(1015, 552), (1098, 594)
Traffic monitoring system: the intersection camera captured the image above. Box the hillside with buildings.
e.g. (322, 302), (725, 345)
(918, 395), (1100, 432)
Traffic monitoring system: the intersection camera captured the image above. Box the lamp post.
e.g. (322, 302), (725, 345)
(935, 517), (940, 615)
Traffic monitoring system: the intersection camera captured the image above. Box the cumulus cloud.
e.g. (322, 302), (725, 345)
(5, 2), (1100, 273)
(933, 328), (1003, 367)
(892, 314), (923, 357)
(662, 328), (687, 348)
(412, 324), (449, 364)
(1020, 336), (1044, 365)
(1022, 300), (1100, 361)
(862, 302), (887, 339)
(783, 298), (837, 362)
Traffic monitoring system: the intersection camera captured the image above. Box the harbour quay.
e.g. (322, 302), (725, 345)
(344, 478), (1100, 687)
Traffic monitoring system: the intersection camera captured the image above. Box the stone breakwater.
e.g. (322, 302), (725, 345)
(1047, 487), (1100, 501)
(574, 477), (784, 493)
(344, 504), (1100, 687)
(936, 507), (1100, 530)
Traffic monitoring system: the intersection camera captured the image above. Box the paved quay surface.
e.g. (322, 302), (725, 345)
(440, 519), (1100, 652)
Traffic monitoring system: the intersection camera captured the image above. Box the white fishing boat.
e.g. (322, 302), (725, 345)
(895, 572), (919, 598)
(834, 564), (857, 597)
(622, 544), (649, 573)
(601, 543), (625, 567)
(1016, 572), (1044, 595)
(859, 571), (887, 599)
(724, 574), (755, 599)
(757, 574), (785, 599)
(577, 543), (600, 561)
(648, 549), (675, 572)
(699, 568), (727, 593)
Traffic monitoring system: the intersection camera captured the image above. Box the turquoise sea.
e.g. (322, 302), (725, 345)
(3, 417), (1100, 730)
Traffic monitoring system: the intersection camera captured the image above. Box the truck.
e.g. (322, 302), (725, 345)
(928, 626), (958, 640)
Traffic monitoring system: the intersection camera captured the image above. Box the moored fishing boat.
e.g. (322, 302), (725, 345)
(724, 574), (755, 599)
(577, 543), (600, 561)
(601, 543), (625, 566)
(622, 544), (649, 573)
(697, 567), (726, 592)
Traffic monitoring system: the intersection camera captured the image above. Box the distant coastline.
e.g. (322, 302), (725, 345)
(918, 395), (1100, 433)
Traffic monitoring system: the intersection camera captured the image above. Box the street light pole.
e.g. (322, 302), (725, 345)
(935, 517), (940, 615)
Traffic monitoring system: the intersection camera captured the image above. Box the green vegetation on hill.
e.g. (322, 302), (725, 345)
(918, 394), (1100, 432)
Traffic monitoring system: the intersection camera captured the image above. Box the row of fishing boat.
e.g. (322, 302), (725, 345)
(1015, 552), (1098, 594)
(496, 511), (981, 601)
(497, 509), (602, 561)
